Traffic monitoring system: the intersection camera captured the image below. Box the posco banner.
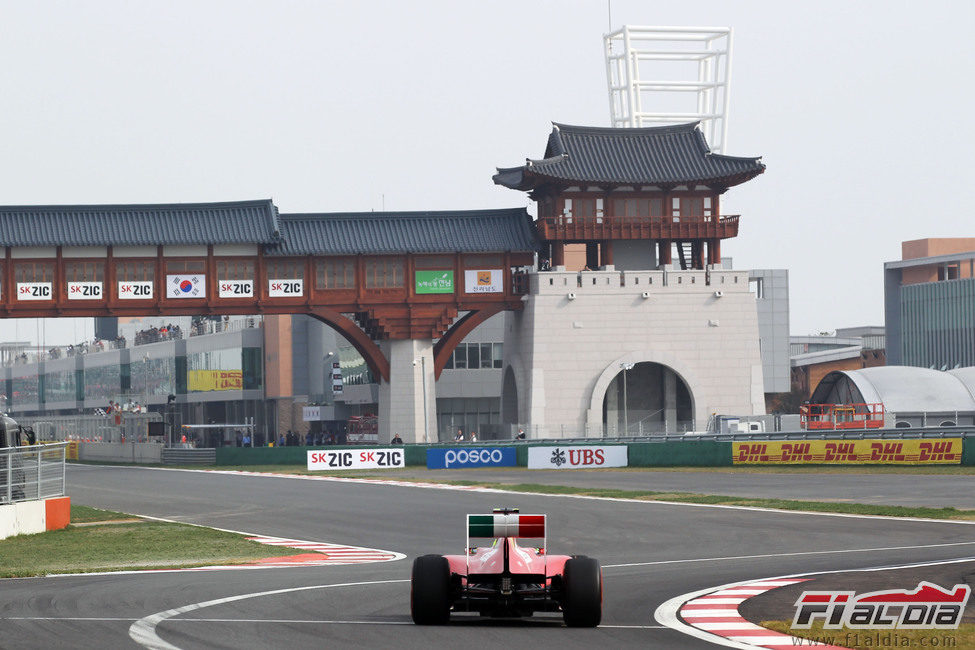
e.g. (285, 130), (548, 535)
(427, 447), (517, 469)
(733, 439), (963, 465)
(528, 445), (628, 469)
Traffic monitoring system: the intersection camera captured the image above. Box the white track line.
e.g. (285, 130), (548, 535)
(602, 539), (975, 569)
(654, 555), (975, 649)
(129, 579), (408, 650)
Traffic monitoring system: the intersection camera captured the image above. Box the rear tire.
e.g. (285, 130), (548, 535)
(411, 555), (451, 624)
(562, 556), (602, 627)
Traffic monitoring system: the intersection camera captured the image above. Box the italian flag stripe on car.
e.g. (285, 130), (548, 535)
(468, 514), (545, 538)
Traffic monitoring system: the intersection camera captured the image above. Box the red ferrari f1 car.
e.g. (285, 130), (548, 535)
(410, 508), (602, 627)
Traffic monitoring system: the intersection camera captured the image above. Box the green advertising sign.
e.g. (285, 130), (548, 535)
(415, 270), (454, 294)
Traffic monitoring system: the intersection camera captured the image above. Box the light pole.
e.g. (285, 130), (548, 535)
(142, 354), (149, 408)
(620, 362), (635, 435)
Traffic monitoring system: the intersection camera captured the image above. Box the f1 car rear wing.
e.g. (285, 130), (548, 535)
(466, 509), (547, 575)
(467, 513), (545, 539)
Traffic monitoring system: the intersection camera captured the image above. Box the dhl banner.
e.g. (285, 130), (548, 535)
(733, 439), (963, 465)
(187, 370), (243, 392)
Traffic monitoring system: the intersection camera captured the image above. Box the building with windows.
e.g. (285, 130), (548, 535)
(790, 327), (886, 400)
(884, 238), (975, 369)
(1, 310), (509, 443)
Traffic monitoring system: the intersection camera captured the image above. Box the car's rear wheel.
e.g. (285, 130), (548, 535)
(562, 556), (602, 627)
(411, 554), (451, 624)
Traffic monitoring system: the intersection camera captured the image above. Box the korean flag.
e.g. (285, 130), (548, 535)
(168, 274), (206, 299)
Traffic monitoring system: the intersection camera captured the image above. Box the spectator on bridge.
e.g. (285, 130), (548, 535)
(242, 432), (251, 447)
(454, 428), (464, 443)
(391, 433), (403, 444)
(470, 431), (478, 443)
(516, 428), (526, 440)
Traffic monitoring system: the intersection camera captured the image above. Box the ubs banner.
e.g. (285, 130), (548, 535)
(527, 446), (628, 469)
(427, 447), (517, 469)
(733, 439), (963, 465)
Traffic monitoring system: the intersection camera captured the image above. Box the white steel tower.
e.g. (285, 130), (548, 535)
(604, 26), (732, 153)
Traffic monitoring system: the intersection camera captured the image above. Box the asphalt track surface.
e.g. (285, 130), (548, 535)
(1, 465), (974, 650)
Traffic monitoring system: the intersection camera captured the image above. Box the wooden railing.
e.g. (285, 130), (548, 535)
(536, 214), (740, 241)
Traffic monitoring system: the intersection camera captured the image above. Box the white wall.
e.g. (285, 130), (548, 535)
(504, 269), (765, 436)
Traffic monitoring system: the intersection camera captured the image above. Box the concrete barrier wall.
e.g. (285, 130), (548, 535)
(627, 441), (732, 467)
(78, 442), (163, 464)
(0, 496), (71, 540)
(207, 437), (975, 468)
(963, 439), (975, 466)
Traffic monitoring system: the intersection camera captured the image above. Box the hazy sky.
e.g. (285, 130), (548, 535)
(2, 0), (973, 346)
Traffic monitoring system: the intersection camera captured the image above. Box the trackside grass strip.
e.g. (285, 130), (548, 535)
(0, 505), (302, 578)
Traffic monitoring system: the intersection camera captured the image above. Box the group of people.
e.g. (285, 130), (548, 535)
(453, 428), (478, 443)
(134, 324), (182, 346)
(99, 399), (147, 415)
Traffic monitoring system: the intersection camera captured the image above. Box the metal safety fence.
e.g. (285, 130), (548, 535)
(0, 442), (67, 505)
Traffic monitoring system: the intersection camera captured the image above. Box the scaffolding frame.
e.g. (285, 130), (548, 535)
(604, 26), (732, 153)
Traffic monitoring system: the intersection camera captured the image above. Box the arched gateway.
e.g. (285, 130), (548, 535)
(0, 200), (537, 442)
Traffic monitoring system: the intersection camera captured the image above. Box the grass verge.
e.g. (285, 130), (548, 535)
(0, 505), (301, 578)
(762, 620), (975, 649)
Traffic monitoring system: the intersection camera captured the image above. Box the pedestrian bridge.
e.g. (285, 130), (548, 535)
(0, 200), (537, 383)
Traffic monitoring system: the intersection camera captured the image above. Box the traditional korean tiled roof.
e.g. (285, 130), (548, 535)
(0, 199), (280, 246)
(493, 122), (764, 191)
(267, 208), (539, 256)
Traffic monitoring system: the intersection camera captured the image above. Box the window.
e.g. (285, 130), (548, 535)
(749, 277), (765, 299)
(266, 259), (304, 280)
(14, 261), (55, 282)
(414, 256), (453, 270)
(467, 343), (480, 369)
(574, 198), (596, 218)
(216, 259), (254, 281)
(464, 254), (502, 267)
(445, 342), (503, 370)
(167, 259), (205, 273)
(364, 257), (404, 289)
(65, 261), (104, 282)
(116, 260), (155, 281)
(480, 343), (493, 368)
(452, 343), (467, 369)
(316, 258), (355, 289)
(679, 197), (705, 217)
